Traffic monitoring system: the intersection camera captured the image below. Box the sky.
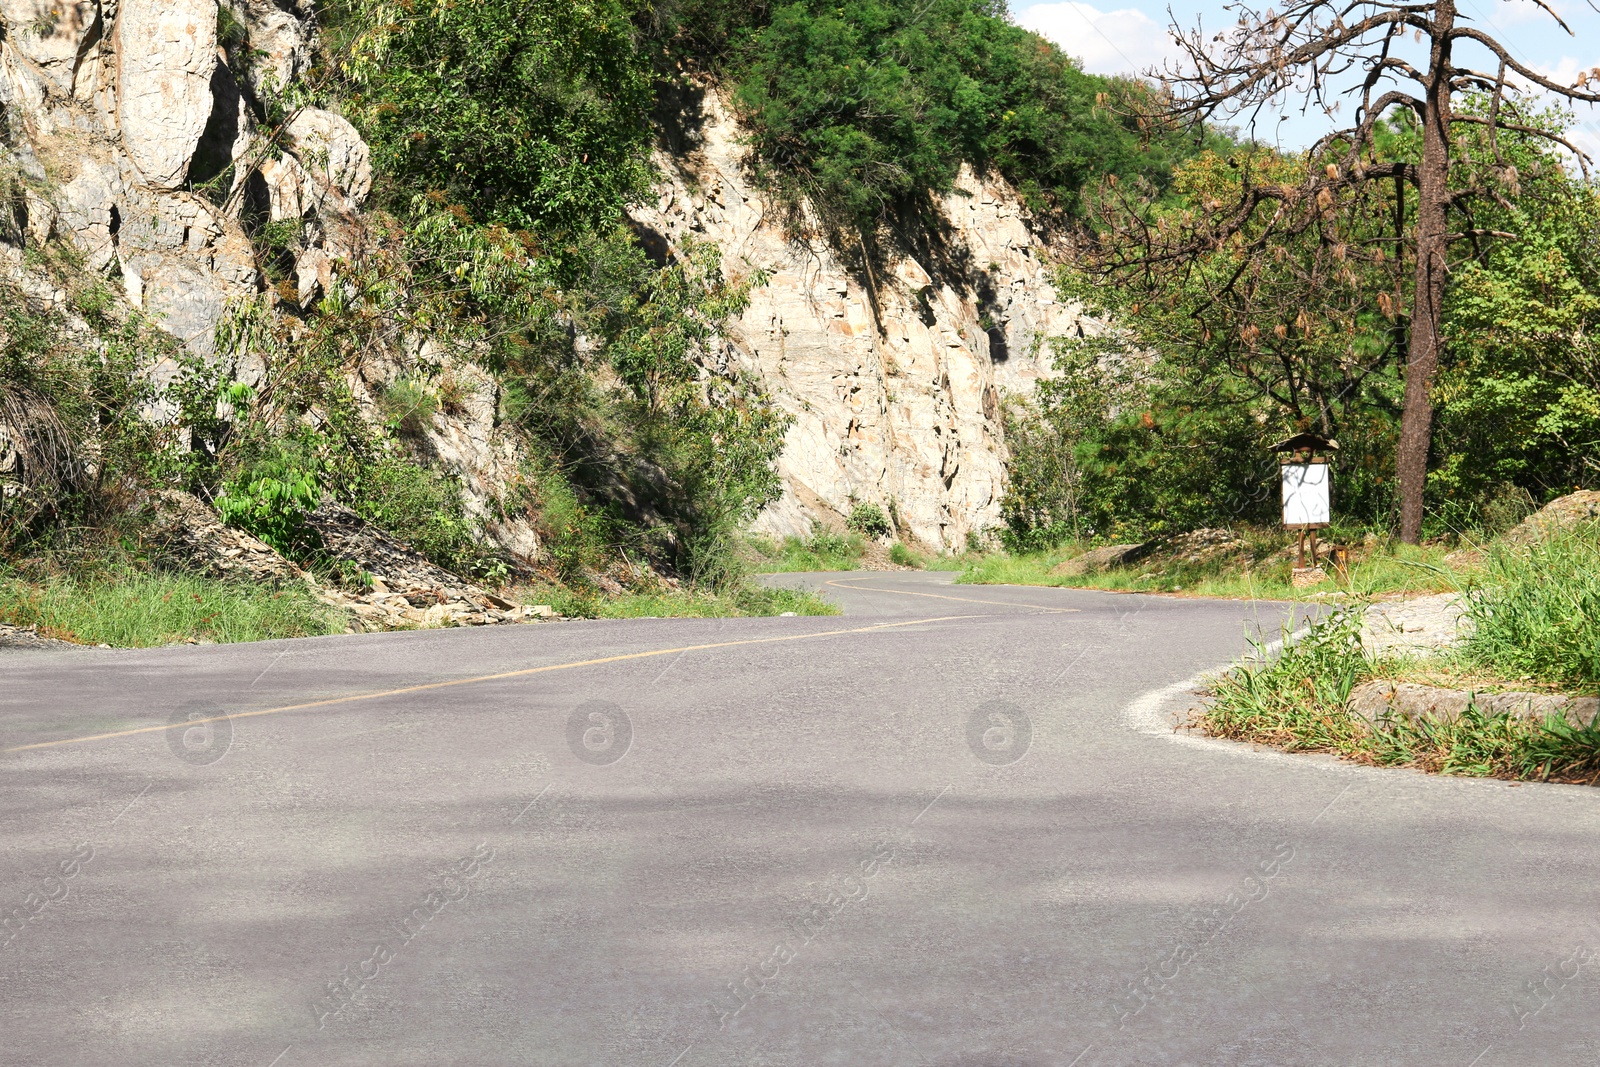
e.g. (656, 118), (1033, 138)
(1012, 0), (1600, 162)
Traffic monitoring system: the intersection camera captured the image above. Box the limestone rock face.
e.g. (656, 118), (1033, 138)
(0, 0), (363, 361)
(115, 0), (217, 189)
(0, 0), (99, 92)
(631, 92), (1102, 548)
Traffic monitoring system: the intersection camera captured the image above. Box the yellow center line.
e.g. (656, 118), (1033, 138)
(824, 577), (1080, 613)
(4, 614), (984, 755)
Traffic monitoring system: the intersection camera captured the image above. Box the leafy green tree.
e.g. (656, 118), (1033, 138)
(668, 0), (1190, 255)
(1432, 163), (1600, 528)
(337, 0), (655, 234)
(1143, 0), (1600, 542)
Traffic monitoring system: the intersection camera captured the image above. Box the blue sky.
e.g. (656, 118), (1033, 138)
(1012, 0), (1600, 161)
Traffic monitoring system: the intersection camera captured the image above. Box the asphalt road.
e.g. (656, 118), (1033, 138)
(2, 572), (1597, 1066)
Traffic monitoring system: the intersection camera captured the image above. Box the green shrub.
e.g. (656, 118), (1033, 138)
(807, 525), (860, 560)
(216, 467), (323, 559)
(337, 0), (654, 234)
(889, 542), (919, 567)
(846, 502), (892, 538)
(692, 0), (1190, 248)
(348, 457), (496, 580)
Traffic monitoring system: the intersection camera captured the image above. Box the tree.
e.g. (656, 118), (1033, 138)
(1107, 0), (1600, 541)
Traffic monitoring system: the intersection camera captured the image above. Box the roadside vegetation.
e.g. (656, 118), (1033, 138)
(0, 566), (340, 648)
(1196, 524), (1600, 784)
(956, 531), (1471, 601)
(514, 578), (836, 619)
(3, 0), (1597, 652)
(0, 0), (1204, 646)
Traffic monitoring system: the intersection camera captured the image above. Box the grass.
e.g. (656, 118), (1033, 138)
(513, 578), (838, 619)
(0, 568), (343, 647)
(955, 532), (1472, 601)
(743, 529), (867, 573)
(1195, 610), (1600, 782)
(1455, 526), (1600, 692)
(1195, 526), (1600, 784)
(743, 528), (986, 574)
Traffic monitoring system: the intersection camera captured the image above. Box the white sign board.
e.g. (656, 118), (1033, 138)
(1281, 462), (1331, 526)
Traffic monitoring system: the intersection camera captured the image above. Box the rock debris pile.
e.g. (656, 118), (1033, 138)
(150, 491), (544, 632)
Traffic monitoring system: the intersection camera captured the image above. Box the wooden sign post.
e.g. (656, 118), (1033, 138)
(1270, 433), (1337, 577)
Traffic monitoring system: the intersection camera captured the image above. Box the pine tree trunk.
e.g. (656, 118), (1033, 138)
(1397, 2), (1455, 543)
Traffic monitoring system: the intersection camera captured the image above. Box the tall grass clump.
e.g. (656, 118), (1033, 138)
(0, 569), (342, 647)
(745, 525), (866, 573)
(1199, 609), (1372, 752)
(1458, 524), (1600, 693)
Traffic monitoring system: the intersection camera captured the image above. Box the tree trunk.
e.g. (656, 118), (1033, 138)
(1397, 2), (1455, 543)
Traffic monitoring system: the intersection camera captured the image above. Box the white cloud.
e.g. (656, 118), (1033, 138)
(1523, 55), (1600, 166)
(1015, 2), (1181, 78)
(1469, 0), (1579, 28)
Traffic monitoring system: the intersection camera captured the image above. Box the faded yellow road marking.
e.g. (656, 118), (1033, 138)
(824, 576), (1080, 613)
(4, 614), (982, 755)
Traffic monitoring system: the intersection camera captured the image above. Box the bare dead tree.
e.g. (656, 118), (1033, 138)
(1139, 0), (1600, 541)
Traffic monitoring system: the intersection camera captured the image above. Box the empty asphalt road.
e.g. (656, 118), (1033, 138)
(2, 572), (1597, 1066)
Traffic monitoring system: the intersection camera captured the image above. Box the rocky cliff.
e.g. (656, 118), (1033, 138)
(0, 2), (1094, 556)
(632, 92), (1101, 550)
(0, 0), (347, 359)
(0, 0), (547, 561)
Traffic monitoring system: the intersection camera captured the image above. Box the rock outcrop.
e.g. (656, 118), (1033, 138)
(632, 91), (1101, 549)
(0, 0), (344, 361)
(148, 490), (543, 631)
(1361, 593), (1472, 656)
(2, 6), (1095, 570)
(1501, 489), (1600, 546)
(1349, 679), (1598, 729)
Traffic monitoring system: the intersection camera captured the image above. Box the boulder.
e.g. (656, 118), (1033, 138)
(223, 0), (310, 100)
(116, 0), (217, 190)
(1501, 490), (1600, 546)
(285, 108), (372, 204)
(1360, 593), (1470, 656)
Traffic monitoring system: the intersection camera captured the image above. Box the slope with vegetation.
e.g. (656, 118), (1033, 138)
(0, 0), (1182, 643)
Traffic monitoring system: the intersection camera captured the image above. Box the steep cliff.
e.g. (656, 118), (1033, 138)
(632, 92), (1101, 550)
(0, 0), (334, 356)
(0, 2), (1094, 560)
(0, 0), (547, 562)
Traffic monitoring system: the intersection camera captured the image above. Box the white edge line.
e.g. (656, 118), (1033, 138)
(1120, 628), (1332, 766)
(511, 783), (553, 825)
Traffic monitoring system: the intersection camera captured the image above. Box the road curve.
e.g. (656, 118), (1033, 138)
(1, 572), (1595, 1066)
